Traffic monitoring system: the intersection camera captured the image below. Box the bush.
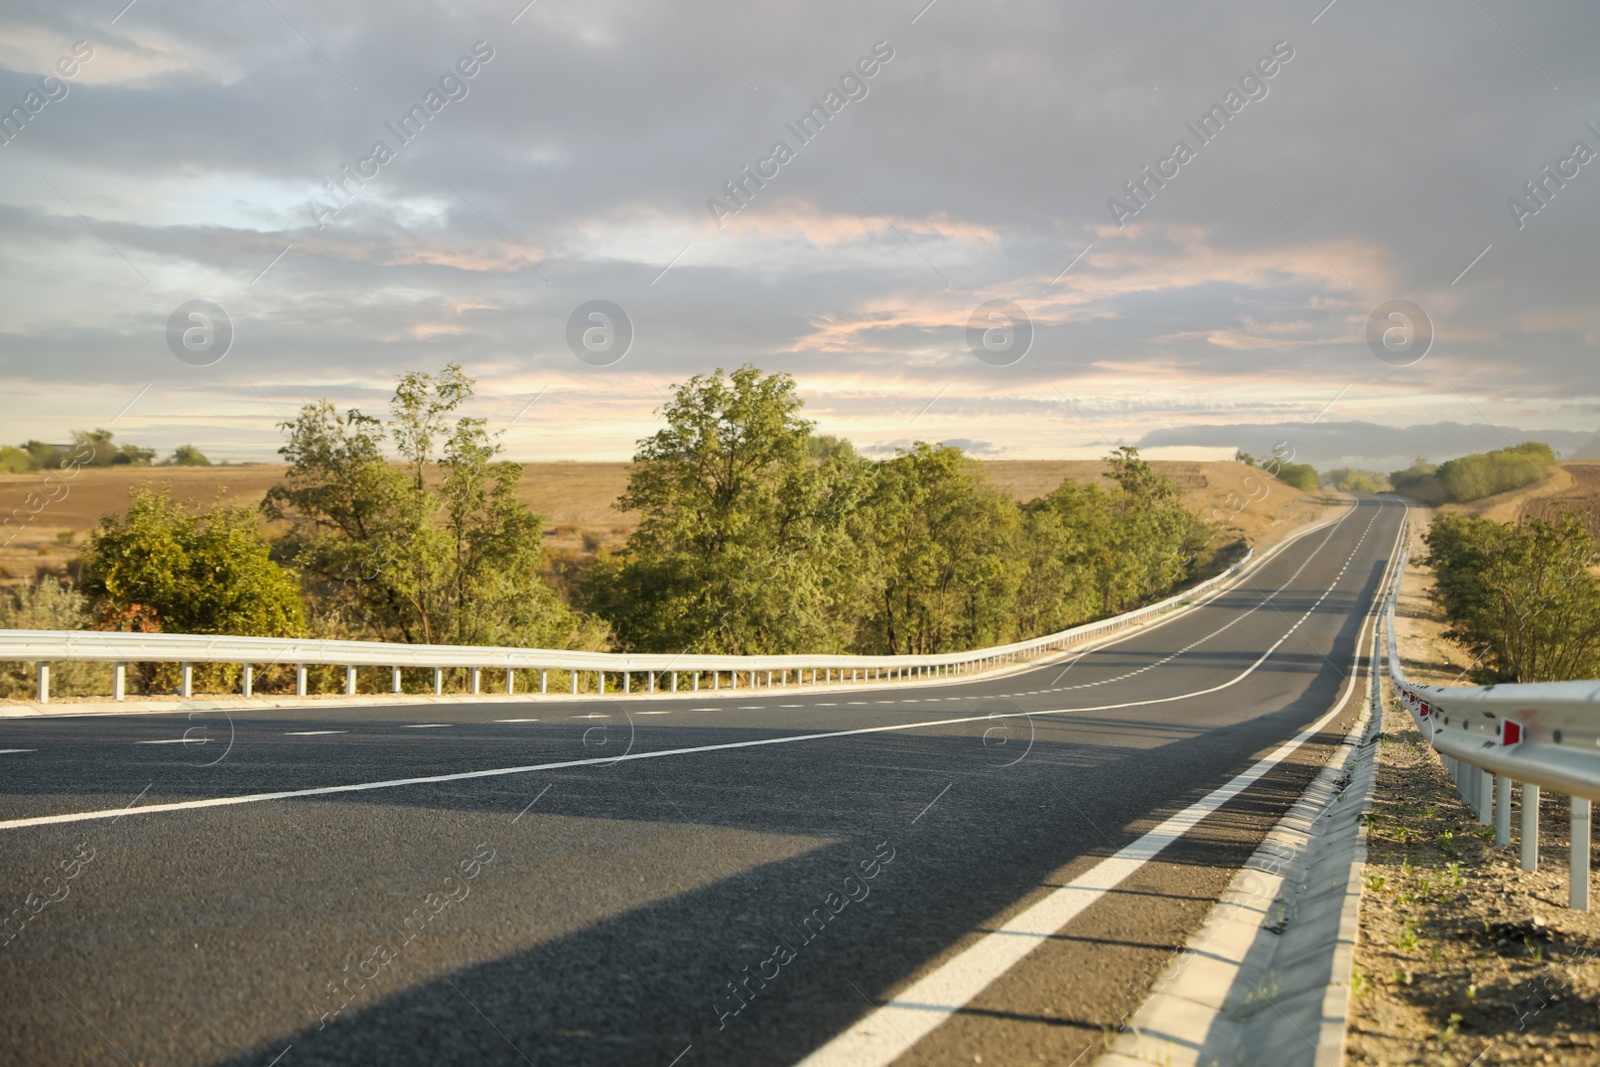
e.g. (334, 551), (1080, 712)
(1273, 461), (1319, 492)
(80, 488), (306, 638)
(0, 577), (103, 697)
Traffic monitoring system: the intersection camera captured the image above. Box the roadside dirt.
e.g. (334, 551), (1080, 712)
(1347, 512), (1600, 1066)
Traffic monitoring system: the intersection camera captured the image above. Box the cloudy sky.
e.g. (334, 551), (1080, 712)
(1, 0), (1597, 469)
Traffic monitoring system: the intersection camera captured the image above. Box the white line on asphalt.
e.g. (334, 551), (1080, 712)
(637, 711), (671, 716)
(284, 731), (347, 736)
(817, 702), (837, 706)
(795, 500), (1401, 1067)
(494, 718), (541, 723)
(737, 706), (765, 710)
(135, 738), (209, 745)
(0, 506), (1396, 836)
(0, 749), (36, 754)
(570, 714), (609, 720)
(401, 724), (451, 729)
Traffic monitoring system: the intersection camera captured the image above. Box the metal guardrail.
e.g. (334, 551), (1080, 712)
(3, 543), (1275, 704)
(1384, 531), (1596, 911)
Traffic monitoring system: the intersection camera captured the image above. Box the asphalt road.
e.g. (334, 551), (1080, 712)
(0, 497), (1405, 1067)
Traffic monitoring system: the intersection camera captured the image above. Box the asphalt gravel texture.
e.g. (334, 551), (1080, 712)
(0, 497), (1405, 1066)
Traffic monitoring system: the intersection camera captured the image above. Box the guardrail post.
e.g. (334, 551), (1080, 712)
(505, 670), (515, 696)
(470, 667), (481, 695)
(1522, 783), (1539, 872)
(1573, 798), (1592, 912)
(712, 672), (719, 691)
(1478, 769), (1494, 825)
(433, 668), (444, 695)
(623, 672), (631, 695)
(670, 671), (677, 692)
(570, 670), (578, 695)
(1495, 774), (1511, 846)
(114, 662), (126, 701)
(649, 671), (656, 693)
(296, 664), (308, 697)
(392, 666), (402, 694)
(36, 661), (48, 704)
(181, 662), (193, 699)
(241, 664), (252, 698)
(692, 672), (699, 692)
(540, 669), (548, 694)
(730, 671), (737, 690)
(345, 665), (357, 696)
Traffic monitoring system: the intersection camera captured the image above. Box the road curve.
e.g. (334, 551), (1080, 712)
(0, 496), (1404, 1066)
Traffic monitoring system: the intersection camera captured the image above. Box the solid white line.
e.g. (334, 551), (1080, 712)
(0, 505), (1388, 836)
(796, 499), (1403, 1067)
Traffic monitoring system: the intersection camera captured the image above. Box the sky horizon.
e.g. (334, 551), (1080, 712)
(3, 1), (1597, 474)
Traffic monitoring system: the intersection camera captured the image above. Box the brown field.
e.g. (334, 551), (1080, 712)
(0, 459), (1336, 593)
(1520, 461), (1600, 534)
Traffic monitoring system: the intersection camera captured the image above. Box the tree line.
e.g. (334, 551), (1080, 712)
(1391, 442), (1554, 505)
(0, 431), (212, 473)
(1, 365), (1229, 694)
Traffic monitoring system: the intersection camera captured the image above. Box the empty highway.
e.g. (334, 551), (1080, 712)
(0, 497), (1403, 1066)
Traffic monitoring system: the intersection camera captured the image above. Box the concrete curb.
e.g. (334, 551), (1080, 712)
(1099, 663), (1383, 1067)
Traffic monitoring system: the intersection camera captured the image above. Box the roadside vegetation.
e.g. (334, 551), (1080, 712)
(1391, 443), (1555, 506)
(1, 363), (1230, 695)
(1424, 511), (1600, 683)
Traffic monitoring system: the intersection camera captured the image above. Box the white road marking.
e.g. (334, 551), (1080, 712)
(401, 724), (451, 729)
(135, 738), (209, 745)
(737, 706), (765, 710)
(0, 749), (36, 754)
(570, 714), (609, 720)
(494, 718), (541, 723)
(637, 711), (672, 716)
(0, 506), (1398, 840)
(284, 731), (346, 736)
(795, 500), (1401, 1067)
(779, 704), (804, 708)
(816, 702), (837, 706)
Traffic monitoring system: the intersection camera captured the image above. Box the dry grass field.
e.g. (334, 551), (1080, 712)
(0, 459), (1334, 594)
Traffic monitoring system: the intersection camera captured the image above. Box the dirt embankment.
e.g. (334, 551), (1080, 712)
(0, 459), (1332, 593)
(1347, 514), (1600, 1066)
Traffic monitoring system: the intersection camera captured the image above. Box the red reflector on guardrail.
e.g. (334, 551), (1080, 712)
(1419, 702), (1430, 717)
(1502, 720), (1523, 747)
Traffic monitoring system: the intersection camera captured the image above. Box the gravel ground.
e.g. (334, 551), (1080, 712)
(1347, 512), (1600, 1066)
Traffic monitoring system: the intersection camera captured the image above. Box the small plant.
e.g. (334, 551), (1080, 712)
(1351, 966), (1368, 997)
(1439, 831), (1459, 859)
(1438, 1012), (1463, 1045)
(1397, 919), (1420, 952)
(1445, 863), (1466, 890)
(1402, 854), (1415, 876)
(1469, 825), (1495, 843)
(1525, 938), (1544, 962)
(1363, 874), (1388, 892)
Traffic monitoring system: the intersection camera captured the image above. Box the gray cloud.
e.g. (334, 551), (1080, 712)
(0, 0), (1597, 461)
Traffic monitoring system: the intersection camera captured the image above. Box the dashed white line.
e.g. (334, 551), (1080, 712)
(0, 749), (36, 754)
(284, 730), (347, 736)
(135, 738), (209, 745)
(401, 724), (451, 729)
(494, 718), (541, 723)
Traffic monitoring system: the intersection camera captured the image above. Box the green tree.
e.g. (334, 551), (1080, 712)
(162, 444), (211, 466)
(265, 364), (598, 650)
(854, 443), (1022, 654)
(1424, 512), (1600, 683)
(80, 488), (306, 637)
(586, 365), (869, 654)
